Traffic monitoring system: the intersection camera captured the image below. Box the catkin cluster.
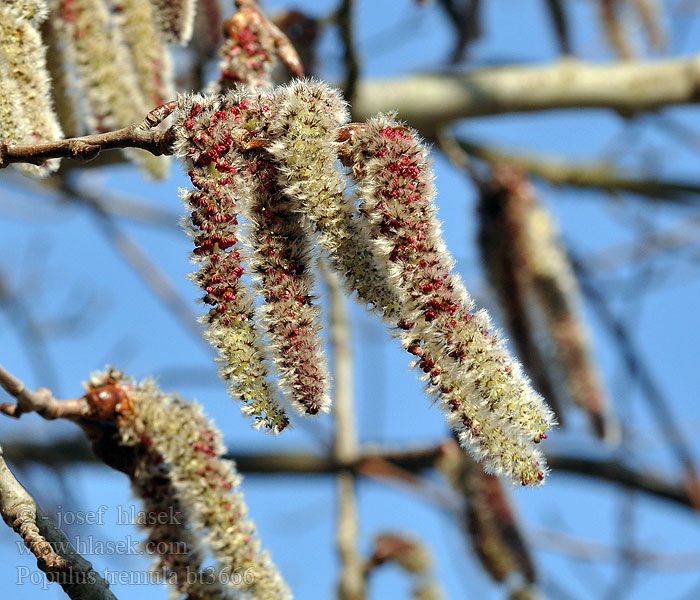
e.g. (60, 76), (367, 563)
(45, 0), (181, 177)
(84, 368), (291, 600)
(173, 80), (554, 486)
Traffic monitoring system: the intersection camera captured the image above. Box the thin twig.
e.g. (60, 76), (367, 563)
(570, 252), (700, 512)
(0, 102), (176, 169)
(59, 178), (206, 347)
(544, 0), (572, 54)
(335, 0), (360, 102)
(0, 270), (61, 393)
(0, 363), (86, 420)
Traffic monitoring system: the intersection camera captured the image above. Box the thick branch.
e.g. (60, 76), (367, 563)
(351, 56), (700, 134)
(6, 54), (700, 169)
(0, 448), (117, 600)
(2, 434), (695, 511)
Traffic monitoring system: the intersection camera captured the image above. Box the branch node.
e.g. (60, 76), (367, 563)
(68, 140), (101, 162)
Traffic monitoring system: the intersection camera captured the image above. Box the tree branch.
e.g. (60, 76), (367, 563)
(322, 262), (365, 600)
(0, 102), (176, 169)
(0, 447), (117, 600)
(2, 433), (696, 512)
(0, 363), (87, 420)
(454, 138), (700, 202)
(6, 54), (700, 170)
(351, 55), (700, 134)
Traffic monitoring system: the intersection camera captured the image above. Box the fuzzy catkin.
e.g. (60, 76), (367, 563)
(84, 370), (229, 600)
(348, 116), (554, 485)
(148, 0), (196, 45)
(232, 92), (330, 415)
(50, 0), (141, 132)
(111, 0), (174, 177)
(0, 1), (62, 175)
(215, 7), (277, 92)
(118, 377), (292, 599)
(174, 92), (290, 433)
(267, 79), (400, 317)
(0, 59), (33, 148)
(128, 452), (223, 599)
(4, 0), (48, 24)
(40, 16), (81, 138)
(112, 0), (176, 110)
(49, 0), (167, 177)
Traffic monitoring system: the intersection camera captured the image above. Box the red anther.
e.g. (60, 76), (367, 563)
(397, 319), (413, 330)
(407, 344), (422, 356)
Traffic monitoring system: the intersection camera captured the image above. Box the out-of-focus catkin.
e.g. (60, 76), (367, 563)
(49, 0), (168, 177)
(215, 7), (277, 91)
(148, 0), (196, 45)
(0, 0), (62, 175)
(112, 0), (176, 110)
(438, 438), (539, 599)
(480, 165), (616, 441)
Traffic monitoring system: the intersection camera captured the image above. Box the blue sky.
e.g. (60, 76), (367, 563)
(1, 0), (700, 598)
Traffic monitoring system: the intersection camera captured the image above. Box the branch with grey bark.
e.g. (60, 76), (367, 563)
(453, 137), (700, 203)
(351, 55), (700, 134)
(0, 448), (117, 600)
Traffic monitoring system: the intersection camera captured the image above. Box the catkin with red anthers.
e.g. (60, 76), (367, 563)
(148, 0), (196, 45)
(85, 369), (291, 600)
(234, 92), (330, 416)
(267, 80), (401, 317)
(346, 115), (554, 485)
(173, 92), (290, 434)
(215, 8), (277, 91)
(0, 0), (63, 175)
(172, 80), (554, 484)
